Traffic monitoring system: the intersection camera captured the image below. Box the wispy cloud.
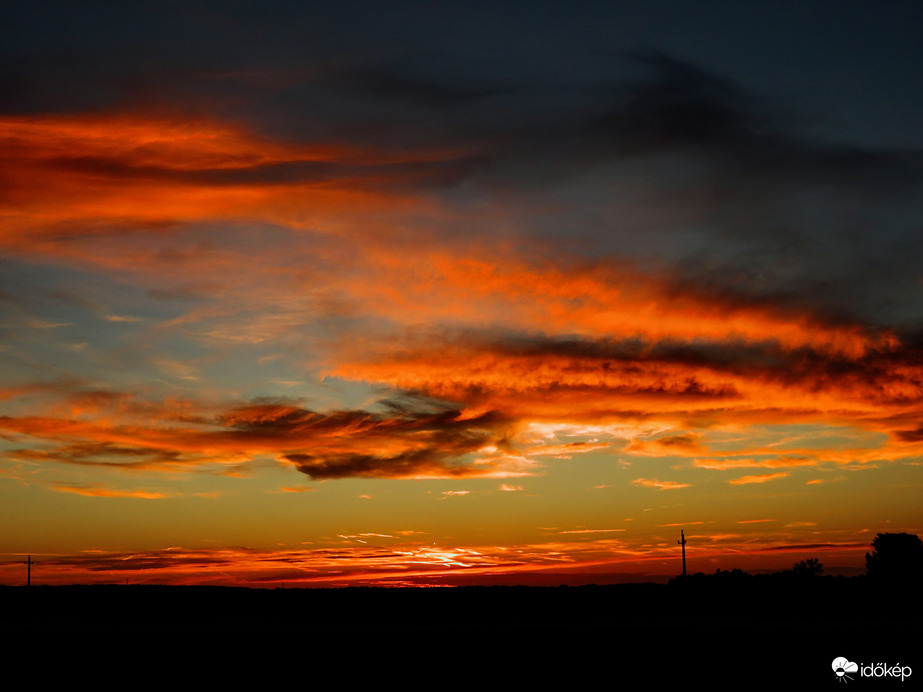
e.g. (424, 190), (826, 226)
(729, 473), (790, 485)
(50, 483), (166, 499)
(632, 478), (690, 490)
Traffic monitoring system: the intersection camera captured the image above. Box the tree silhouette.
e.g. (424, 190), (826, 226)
(791, 558), (823, 577)
(865, 532), (923, 581)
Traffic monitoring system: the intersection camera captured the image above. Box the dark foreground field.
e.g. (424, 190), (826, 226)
(2, 577), (918, 685)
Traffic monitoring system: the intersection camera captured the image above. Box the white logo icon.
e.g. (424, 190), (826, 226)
(832, 657), (858, 683)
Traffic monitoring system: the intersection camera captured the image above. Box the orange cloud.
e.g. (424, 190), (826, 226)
(323, 283), (923, 466)
(3, 109), (922, 489)
(523, 441), (611, 458)
(439, 490), (470, 499)
(0, 112), (467, 245)
(50, 483), (166, 499)
(632, 478), (690, 490)
(692, 457), (817, 470)
(728, 472), (790, 485)
(325, 247), (886, 363)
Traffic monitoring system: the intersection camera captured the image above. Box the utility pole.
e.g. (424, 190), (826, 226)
(24, 555), (33, 586)
(678, 531), (687, 577)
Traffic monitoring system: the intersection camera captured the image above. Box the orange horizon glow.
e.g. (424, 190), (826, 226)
(0, 536), (873, 588)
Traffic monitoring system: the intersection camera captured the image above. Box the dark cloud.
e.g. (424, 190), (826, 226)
(487, 54), (923, 330)
(41, 547), (243, 572)
(0, 392), (515, 479)
(584, 50), (921, 180)
(30, 151), (486, 191)
(7, 442), (188, 469)
(379, 328), (923, 408)
(896, 427), (923, 443)
(587, 49), (767, 154)
(223, 399), (513, 479)
(285, 448), (485, 481)
(326, 64), (508, 109)
(654, 433), (702, 448)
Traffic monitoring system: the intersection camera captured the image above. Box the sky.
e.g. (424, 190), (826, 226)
(1, 0), (921, 586)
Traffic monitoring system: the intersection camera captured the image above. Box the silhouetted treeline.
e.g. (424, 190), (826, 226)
(2, 574), (919, 683)
(2, 571), (918, 631)
(670, 532), (923, 587)
(866, 532), (923, 582)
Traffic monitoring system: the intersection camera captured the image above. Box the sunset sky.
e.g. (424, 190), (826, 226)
(1, 1), (921, 586)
